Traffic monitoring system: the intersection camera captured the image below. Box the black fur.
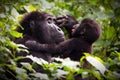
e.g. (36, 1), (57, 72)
(14, 11), (65, 71)
(56, 15), (78, 38)
(25, 18), (101, 61)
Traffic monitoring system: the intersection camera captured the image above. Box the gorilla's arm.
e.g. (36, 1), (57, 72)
(14, 35), (32, 44)
(25, 39), (75, 55)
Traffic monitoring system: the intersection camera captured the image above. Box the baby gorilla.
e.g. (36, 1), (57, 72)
(25, 18), (101, 61)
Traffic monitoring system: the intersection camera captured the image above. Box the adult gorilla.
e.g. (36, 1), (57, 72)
(14, 11), (65, 70)
(25, 17), (102, 80)
(25, 18), (101, 61)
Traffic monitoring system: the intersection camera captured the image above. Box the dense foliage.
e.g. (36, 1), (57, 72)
(0, 0), (120, 80)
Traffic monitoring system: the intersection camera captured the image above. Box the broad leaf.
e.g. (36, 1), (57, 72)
(10, 31), (22, 38)
(30, 73), (49, 80)
(86, 55), (107, 75)
(26, 55), (48, 65)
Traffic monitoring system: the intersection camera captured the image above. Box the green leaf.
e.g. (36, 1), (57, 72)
(15, 67), (30, 80)
(66, 72), (74, 80)
(6, 41), (18, 49)
(17, 48), (29, 54)
(26, 55), (48, 65)
(21, 62), (35, 72)
(14, 56), (26, 62)
(24, 5), (36, 12)
(88, 0), (98, 5)
(92, 71), (102, 80)
(24, 6), (30, 12)
(55, 69), (68, 78)
(11, 8), (19, 19)
(77, 69), (90, 74)
(103, 26), (116, 40)
(0, 13), (6, 18)
(30, 73), (49, 80)
(54, 57), (80, 71)
(10, 31), (23, 38)
(17, 44), (29, 53)
(17, 44), (27, 49)
(29, 5), (36, 11)
(86, 55), (107, 75)
(62, 58), (80, 70)
(77, 68), (91, 79)
(16, 67), (27, 74)
(81, 71), (89, 79)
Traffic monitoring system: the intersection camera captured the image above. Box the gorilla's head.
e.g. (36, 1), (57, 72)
(72, 18), (101, 43)
(17, 11), (65, 44)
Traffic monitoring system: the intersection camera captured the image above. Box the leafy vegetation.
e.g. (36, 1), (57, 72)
(0, 0), (120, 80)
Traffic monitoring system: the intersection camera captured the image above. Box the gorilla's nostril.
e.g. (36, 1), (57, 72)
(58, 28), (61, 31)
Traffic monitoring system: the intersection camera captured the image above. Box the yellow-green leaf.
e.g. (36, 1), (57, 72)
(29, 5), (36, 11)
(10, 31), (23, 38)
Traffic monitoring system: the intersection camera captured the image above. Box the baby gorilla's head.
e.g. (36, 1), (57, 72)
(72, 18), (101, 43)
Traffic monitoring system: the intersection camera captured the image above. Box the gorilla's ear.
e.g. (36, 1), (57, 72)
(30, 21), (35, 29)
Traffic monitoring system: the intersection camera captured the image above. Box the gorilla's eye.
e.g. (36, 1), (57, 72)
(47, 18), (53, 24)
(65, 20), (69, 24)
(53, 18), (56, 23)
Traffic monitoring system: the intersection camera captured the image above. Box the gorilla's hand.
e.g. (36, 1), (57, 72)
(56, 15), (78, 28)
(56, 15), (78, 38)
(56, 15), (67, 27)
(25, 40), (38, 50)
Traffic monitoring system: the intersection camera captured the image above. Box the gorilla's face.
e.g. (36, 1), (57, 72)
(30, 12), (65, 44)
(46, 16), (65, 44)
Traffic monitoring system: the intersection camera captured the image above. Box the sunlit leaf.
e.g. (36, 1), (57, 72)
(92, 71), (102, 80)
(21, 62), (35, 72)
(0, 13), (6, 18)
(24, 6), (30, 12)
(30, 73), (49, 80)
(17, 48), (29, 53)
(55, 69), (68, 78)
(24, 5), (36, 12)
(10, 31), (23, 38)
(6, 41), (18, 49)
(62, 60), (80, 71)
(53, 57), (65, 62)
(17, 44), (29, 53)
(66, 72), (74, 80)
(26, 55), (48, 65)
(14, 56), (26, 62)
(29, 5), (36, 11)
(77, 69), (90, 74)
(15, 67), (29, 80)
(81, 71), (89, 79)
(17, 15), (24, 21)
(8, 66), (26, 75)
(17, 44), (27, 49)
(86, 55), (107, 75)
(11, 8), (19, 19)
(54, 57), (80, 71)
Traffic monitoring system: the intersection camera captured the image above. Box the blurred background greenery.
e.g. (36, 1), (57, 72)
(0, 0), (120, 80)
